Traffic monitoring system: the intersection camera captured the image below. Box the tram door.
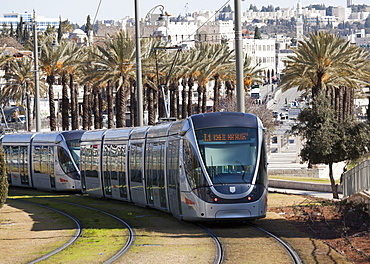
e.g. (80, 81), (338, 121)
(102, 144), (129, 200)
(32, 146), (55, 189)
(167, 139), (182, 217)
(129, 142), (146, 205)
(146, 140), (167, 209)
(102, 145), (112, 197)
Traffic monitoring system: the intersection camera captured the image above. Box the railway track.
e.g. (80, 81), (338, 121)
(6, 189), (344, 263)
(35, 197), (136, 264)
(200, 221), (303, 264)
(8, 192), (135, 263)
(5, 188), (216, 263)
(8, 198), (83, 264)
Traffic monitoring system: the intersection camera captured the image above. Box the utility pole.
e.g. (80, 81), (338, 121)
(134, 0), (144, 126)
(33, 10), (41, 131)
(234, 0), (245, 113)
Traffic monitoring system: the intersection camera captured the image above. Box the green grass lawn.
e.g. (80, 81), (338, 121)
(269, 175), (340, 184)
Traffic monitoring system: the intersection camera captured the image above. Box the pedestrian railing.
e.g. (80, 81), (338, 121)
(343, 159), (370, 198)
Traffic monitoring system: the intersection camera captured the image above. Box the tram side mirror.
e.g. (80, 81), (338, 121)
(179, 130), (187, 136)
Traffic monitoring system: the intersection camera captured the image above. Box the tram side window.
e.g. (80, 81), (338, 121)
(84, 146), (94, 178)
(168, 140), (180, 188)
(40, 146), (49, 174)
(3, 147), (11, 182)
(157, 142), (165, 187)
(58, 146), (78, 177)
(20, 146), (29, 185)
(11, 146), (19, 173)
(91, 145), (99, 177)
(33, 146), (41, 173)
(183, 140), (208, 189)
(256, 138), (268, 187)
(130, 144), (142, 183)
(110, 145), (118, 180)
(80, 146), (86, 178)
(84, 145), (98, 178)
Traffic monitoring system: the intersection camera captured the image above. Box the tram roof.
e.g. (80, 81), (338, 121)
(1, 133), (36, 144)
(189, 112), (259, 130)
(103, 127), (132, 142)
(80, 129), (107, 143)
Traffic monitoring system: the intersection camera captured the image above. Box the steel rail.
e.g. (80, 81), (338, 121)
(9, 198), (82, 264)
(249, 223), (303, 264)
(196, 223), (224, 264)
(40, 198), (136, 263)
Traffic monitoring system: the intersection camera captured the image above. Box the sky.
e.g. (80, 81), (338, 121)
(1, 0), (367, 25)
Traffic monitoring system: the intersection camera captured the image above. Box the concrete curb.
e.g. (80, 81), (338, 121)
(269, 179), (343, 194)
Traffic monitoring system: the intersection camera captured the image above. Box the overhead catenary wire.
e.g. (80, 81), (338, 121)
(91, 0), (103, 34)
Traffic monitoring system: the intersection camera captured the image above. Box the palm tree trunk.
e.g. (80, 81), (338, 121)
(197, 86), (202, 114)
(169, 81), (177, 118)
(70, 74), (78, 130)
(187, 78), (194, 116)
(181, 78), (187, 119)
(213, 74), (220, 112)
(148, 87), (155, 125)
(82, 84), (90, 130)
(107, 81), (114, 129)
(202, 85), (207, 113)
(130, 79), (136, 127)
(93, 86), (100, 129)
(26, 91), (31, 132)
(328, 162), (339, 199)
(61, 74), (69, 131)
(116, 84), (127, 128)
(47, 76), (56, 131)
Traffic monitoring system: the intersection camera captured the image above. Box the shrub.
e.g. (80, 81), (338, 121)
(0, 149), (8, 210)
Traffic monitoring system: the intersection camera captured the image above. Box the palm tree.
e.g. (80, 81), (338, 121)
(279, 32), (370, 120)
(39, 38), (70, 131)
(64, 42), (82, 130)
(2, 56), (47, 131)
(87, 31), (137, 128)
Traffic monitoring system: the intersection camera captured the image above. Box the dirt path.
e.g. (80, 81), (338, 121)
(0, 201), (75, 264)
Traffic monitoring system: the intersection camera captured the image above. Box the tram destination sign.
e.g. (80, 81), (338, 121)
(202, 132), (250, 142)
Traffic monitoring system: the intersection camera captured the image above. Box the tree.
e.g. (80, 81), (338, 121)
(39, 38), (70, 131)
(86, 31), (145, 128)
(2, 56), (45, 131)
(280, 32), (370, 97)
(254, 27), (262, 39)
(292, 92), (370, 199)
(279, 32), (370, 121)
(85, 15), (92, 38)
(0, 149), (8, 210)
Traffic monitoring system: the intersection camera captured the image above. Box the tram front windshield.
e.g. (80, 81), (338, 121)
(195, 127), (258, 184)
(66, 139), (81, 168)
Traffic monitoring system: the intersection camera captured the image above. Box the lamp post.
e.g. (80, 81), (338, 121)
(234, 0), (245, 113)
(32, 10), (41, 132)
(134, 0), (144, 126)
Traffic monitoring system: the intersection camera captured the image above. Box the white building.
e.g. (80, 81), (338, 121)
(332, 6), (352, 22)
(243, 39), (276, 82)
(0, 12), (60, 31)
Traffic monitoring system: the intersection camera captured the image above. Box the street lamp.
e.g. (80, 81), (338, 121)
(32, 10), (41, 132)
(234, 0), (244, 113)
(134, 0), (143, 126)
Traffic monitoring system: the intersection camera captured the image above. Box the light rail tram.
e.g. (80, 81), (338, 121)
(3, 112), (268, 221)
(1, 131), (84, 191)
(80, 112), (268, 221)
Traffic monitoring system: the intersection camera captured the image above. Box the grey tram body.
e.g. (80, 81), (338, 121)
(2, 112), (267, 221)
(80, 112), (268, 221)
(2, 130), (84, 191)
